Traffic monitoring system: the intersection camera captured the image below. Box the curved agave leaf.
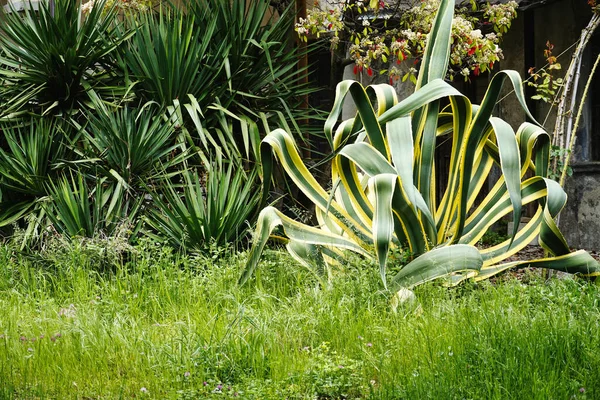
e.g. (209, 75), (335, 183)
(490, 117), (521, 243)
(415, 0), (454, 89)
(390, 245), (483, 291)
(477, 250), (600, 281)
(239, 206), (371, 285)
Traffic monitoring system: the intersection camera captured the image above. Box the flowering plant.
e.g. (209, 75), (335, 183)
(296, 0), (518, 82)
(82, 0), (152, 15)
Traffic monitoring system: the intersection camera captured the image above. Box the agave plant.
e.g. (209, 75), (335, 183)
(239, 0), (600, 290)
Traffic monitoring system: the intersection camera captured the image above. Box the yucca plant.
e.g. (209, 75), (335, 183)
(0, 0), (132, 116)
(145, 161), (261, 253)
(123, 9), (226, 109)
(45, 173), (142, 239)
(185, 0), (317, 138)
(77, 101), (184, 188)
(0, 119), (70, 234)
(239, 0), (600, 291)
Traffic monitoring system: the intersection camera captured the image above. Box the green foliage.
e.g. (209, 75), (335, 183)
(0, 0), (317, 252)
(301, 342), (366, 399)
(548, 145), (573, 181)
(0, 118), (66, 197)
(45, 174), (142, 238)
(528, 41), (563, 105)
(1, 242), (600, 398)
(187, 0), (313, 123)
(0, 0), (132, 116)
(478, 230), (509, 247)
(146, 163), (261, 253)
(78, 101), (183, 187)
(123, 9), (224, 109)
(241, 0), (600, 291)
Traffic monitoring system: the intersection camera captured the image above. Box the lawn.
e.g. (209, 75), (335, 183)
(1, 239), (598, 399)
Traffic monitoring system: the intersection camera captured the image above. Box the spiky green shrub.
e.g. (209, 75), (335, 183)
(240, 0), (600, 291)
(77, 101), (184, 188)
(146, 162), (261, 252)
(0, 118), (71, 239)
(45, 174), (141, 239)
(0, 0), (132, 116)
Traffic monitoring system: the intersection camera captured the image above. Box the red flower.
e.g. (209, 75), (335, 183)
(468, 47), (477, 56)
(353, 65), (358, 75)
(367, 67), (373, 76)
(474, 66), (480, 76)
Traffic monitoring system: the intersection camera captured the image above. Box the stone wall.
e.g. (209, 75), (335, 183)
(560, 163), (600, 250)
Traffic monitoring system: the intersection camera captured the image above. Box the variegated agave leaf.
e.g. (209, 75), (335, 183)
(239, 0), (600, 290)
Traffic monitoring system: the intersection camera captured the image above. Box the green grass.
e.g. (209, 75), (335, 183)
(0, 239), (599, 399)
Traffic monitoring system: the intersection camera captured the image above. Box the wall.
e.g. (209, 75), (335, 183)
(560, 163), (600, 250)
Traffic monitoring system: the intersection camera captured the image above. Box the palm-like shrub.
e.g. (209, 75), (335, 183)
(124, 10), (225, 110)
(45, 174), (141, 239)
(0, 0), (131, 116)
(0, 119), (69, 233)
(125, 0), (316, 141)
(240, 0), (600, 290)
(78, 101), (183, 188)
(187, 0), (313, 115)
(146, 163), (261, 252)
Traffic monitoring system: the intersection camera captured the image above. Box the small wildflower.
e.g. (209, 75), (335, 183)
(19, 336), (27, 342)
(203, 381), (208, 386)
(366, 342), (373, 347)
(184, 371), (190, 378)
(580, 387), (586, 393)
(140, 387), (148, 393)
(27, 347), (34, 352)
